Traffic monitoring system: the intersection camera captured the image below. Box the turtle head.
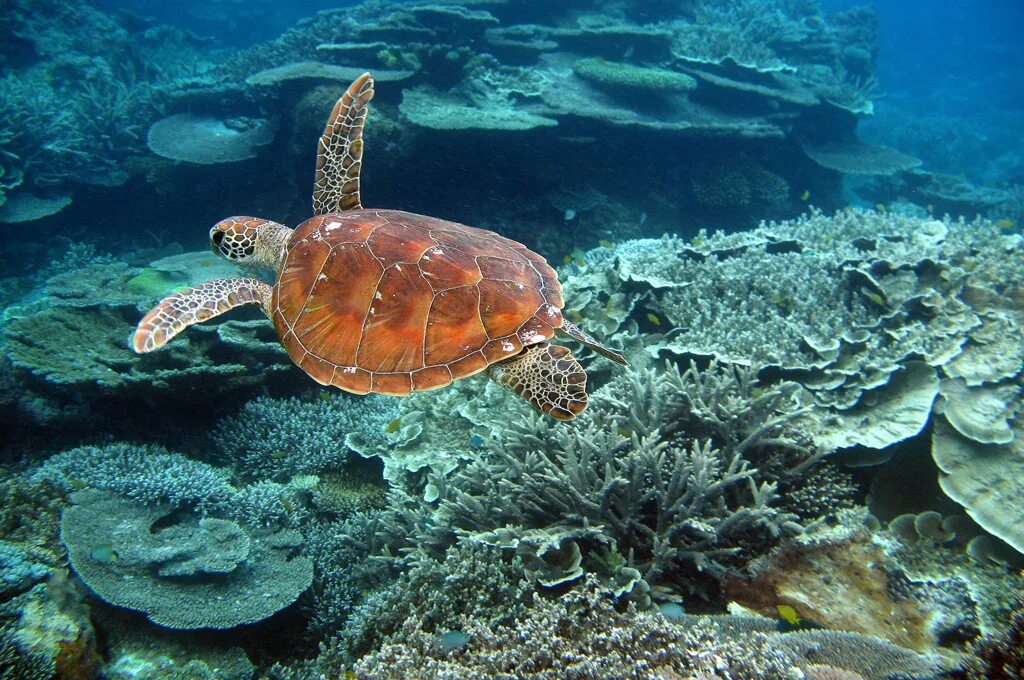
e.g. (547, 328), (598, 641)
(210, 216), (291, 270)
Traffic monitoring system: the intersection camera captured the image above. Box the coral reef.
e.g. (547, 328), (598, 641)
(349, 577), (943, 680)
(34, 444), (237, 513)
(963, 589), (1024, 679)
(97, 607), (255, 680)
(212, 392), (396, 481)
(552, 210), (1024, 555)
(2, 1), (1021, 677)
(0, 0), (220, 217)
(33, 442), (315, 530)
(2, 245), (296, 429)
(0, 571), (100, 680)
(362, 359), (831, 618)
(59, 490), (312, 629)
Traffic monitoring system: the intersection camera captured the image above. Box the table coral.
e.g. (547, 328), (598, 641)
(60, 490), (312, 630)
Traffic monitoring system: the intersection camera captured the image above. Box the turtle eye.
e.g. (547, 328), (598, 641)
(211, 230), (225, 247)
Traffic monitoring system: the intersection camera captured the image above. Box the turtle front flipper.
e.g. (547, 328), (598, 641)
(559, 318), (628, 366)
(312, 72), (374, 215)
(488, 343), (588, 420)
(133, 277), (272, 353)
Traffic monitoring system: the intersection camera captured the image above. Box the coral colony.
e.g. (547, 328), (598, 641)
(1, 0), (1023, 678)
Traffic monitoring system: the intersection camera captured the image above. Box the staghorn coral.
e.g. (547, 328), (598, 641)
(369, 359), (825, 602)
(302, 511), (387, 639)
(212, 393), (396, 482)
(32, 442), (311, 530)
(33, 444), (236, 514)
(331, 541), (534, 665)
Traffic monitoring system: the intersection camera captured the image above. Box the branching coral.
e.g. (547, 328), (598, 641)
(370, 360), (828, 603)
(211, 393), (397, 482)
(32, 442), (310, 529)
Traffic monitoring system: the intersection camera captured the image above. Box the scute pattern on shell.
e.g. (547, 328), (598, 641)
(271, 209), (564, 395)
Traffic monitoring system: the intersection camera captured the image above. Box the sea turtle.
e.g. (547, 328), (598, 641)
(134, 73), (626, 419)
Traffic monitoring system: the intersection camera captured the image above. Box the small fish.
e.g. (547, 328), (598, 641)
(270, 450), (288, 460)
(564, 209), (577, 221)
(437, 630), (471, 653)
(862, 289), (886, 307)
(658, 602), (685, 621)
(617, 427), (632, 438)
(566, 308), (584, 323)
(469, 434), (485, 449)
(599, 239), (614, 249)
(385, 418), (402, 434)
(574, 257), (585, 267)
(995, 218), (1016, 231)
(800, 190), (810, 201)
(875, 203), (887, 213)
(563, 255), (572, 264)
(776, 604), (824, 631)
(90, 544), (117, 564)
(639, 211), (648, 225)
(777, 604), (801, 626)
(926, 204), (935, 214)
(646, 312), (661, 326)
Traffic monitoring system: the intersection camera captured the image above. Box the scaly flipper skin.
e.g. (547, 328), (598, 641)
(488, 342), (588, 420)
(312, 72), (374, 214)
(133, 277), (272, 353)
(560, 318), (628, 366)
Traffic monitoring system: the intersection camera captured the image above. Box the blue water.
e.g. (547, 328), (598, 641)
(2, 1), (1023, 677)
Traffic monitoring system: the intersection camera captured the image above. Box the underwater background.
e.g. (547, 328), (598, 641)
(1, 0), (1023, 678)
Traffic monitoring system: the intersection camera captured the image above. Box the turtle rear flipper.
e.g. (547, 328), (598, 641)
(488, 343), (588, 420)
(133, 277), (272, 353)
(560, 318), (628, 366)
(312, 72), (374, 214)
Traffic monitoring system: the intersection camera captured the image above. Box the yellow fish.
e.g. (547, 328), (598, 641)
(995, 218), (1016, 231)
(875, 203), (887, 213)
(646, 312), (661, 326)
(800, 190), (810, 201)
(599, 239), (614, 249)
(777, 605), (801, 626)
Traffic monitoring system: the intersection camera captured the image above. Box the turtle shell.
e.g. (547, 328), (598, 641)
(271, 209), (565, 396)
